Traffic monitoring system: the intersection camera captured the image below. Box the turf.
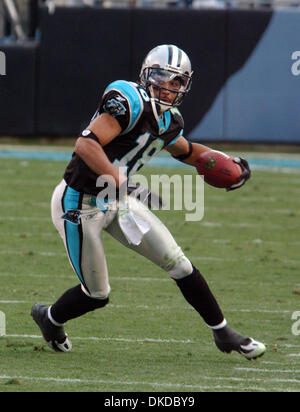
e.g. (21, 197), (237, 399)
(0, 155), (299, 392)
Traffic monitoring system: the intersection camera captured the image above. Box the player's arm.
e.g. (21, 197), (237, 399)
(74, 113), (127, 187)
(165, 135), (212, 166)
(166, 135), (251, 191)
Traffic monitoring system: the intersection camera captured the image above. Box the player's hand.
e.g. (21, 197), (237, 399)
(226, 157), (251, 192)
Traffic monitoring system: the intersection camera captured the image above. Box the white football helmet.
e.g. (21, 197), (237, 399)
(139, 44), (193, 111)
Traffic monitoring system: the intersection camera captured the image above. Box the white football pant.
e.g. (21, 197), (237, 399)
(51, 180), (193, 300)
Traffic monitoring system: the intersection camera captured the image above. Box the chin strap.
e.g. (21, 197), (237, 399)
(149, 86), (161, 124)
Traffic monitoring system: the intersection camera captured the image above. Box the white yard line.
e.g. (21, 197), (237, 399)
(2, 232), (300, 247)
(236, 367), (300, 374)
(190, 256), (300, 266)
(4, 334), (193, 344)
(0, 249), (299, 266)
(0, 299), (292, 315)
(0, 272), (295, 290)
(0, 201), (49, 208)
(281, 344), (300, 348)
(0, 300), (27, 304)
(0, 250), (66, 257)
(0, 216), (50, 222)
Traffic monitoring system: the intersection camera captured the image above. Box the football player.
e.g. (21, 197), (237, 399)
(31, 45), (266, 359)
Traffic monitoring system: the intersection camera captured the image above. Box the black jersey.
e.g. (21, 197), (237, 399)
(64, 80), (184, 195)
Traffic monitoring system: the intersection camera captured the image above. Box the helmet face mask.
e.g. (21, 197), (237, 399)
(142, 67), (192, 107)
(139, 45), (193, 111)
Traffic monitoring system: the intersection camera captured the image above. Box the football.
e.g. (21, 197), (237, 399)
(195, 151), (242, 189)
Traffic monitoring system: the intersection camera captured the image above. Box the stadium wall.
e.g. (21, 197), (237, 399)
(0, 6), (299, 143)
(0, 41), (38, 135)
(190, 9), (300, 143)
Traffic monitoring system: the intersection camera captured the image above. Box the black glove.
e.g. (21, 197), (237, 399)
(226, 157), (251, 192)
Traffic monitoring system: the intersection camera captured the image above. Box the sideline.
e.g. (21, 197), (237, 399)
(0, 145), (300, 171)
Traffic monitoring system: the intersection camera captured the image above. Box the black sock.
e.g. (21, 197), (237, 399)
(50, 284), (109, 324)
(174, 265), (224, 327)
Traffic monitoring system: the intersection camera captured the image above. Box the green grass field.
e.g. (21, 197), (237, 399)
(0, 152), (299, 392)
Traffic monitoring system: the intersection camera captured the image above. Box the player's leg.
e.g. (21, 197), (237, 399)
(106, 197), (224, 326)
(31, 181), (113, 352)
(106, 197), (266, 359)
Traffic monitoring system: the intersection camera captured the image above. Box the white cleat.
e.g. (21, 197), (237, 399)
(213, 325), (266, 360)
(239, 338), (266, 360)
(31, 304), (72, 353)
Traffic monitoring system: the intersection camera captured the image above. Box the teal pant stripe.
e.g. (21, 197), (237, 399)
(62, 187), (87, 290)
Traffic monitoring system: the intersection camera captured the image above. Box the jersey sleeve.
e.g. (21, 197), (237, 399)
(167, 128), (184, 146)
(99, 80), (144, 135)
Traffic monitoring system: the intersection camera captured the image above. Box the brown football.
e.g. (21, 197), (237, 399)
(196, 151), (242, 188)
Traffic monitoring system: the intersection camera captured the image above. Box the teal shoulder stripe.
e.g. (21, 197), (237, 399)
(157, 110), (172, 135)
(104, 80), (143, 134)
